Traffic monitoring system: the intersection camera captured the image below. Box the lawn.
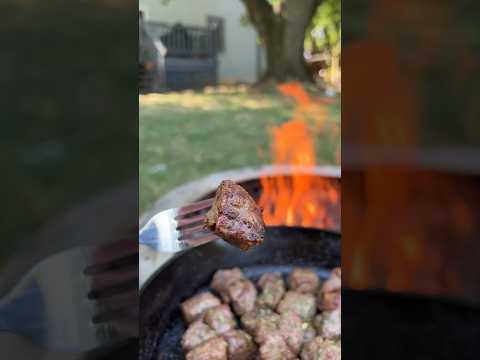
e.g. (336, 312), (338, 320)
(139, 85), (340, 213)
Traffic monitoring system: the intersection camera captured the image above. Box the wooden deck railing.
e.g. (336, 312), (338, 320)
(145, 22), (216, 58)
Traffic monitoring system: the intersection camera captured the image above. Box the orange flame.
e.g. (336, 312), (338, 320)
(259, 83), (340, 230)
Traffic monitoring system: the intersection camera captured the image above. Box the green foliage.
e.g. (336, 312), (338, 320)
(239, 13), (251, 27)
(305, 0), (341, 56)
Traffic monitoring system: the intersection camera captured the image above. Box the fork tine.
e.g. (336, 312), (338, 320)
(175, 198), (214, 218)
(93, 289), (137, 314)
(184, 233), (219, 247)
(87, 266), (138, 291)
(86, 237), (138, 274)
(176, 214), (205, 229)
(178, 224), (205, 239)
(84, 251), (138, 275)
(88, 278), (138, 300)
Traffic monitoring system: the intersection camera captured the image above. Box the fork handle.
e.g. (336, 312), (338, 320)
(139, 215), (181, 252)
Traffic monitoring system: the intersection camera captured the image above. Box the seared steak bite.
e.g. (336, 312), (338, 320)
(314, 309), (341, 340)
(257, 272), (286, 309)
(181, 291), (222, 323)
(241, 307), (277, 335)
(204, 305), (237, 334)
(277, 291), (316, 321)
(204, 180), (265, 250)
(259, 333), (297, 360)
(227, 278), (257, 316)
(253, 311), (281, 344)
(287, 268), (320, 294)
(180, 267), (342, 360)
(210, 268), (245, 302)
(181, 320), (217, 352)
(278, 310), (305, 354)
(186, 336), (228, 360)
(301, 337), (341, 360)
(302, 322), (317, 344)
(223, 329), (257, 360)
(317, 268), (341, 311)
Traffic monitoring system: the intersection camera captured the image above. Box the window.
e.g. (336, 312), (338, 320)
(207, 16), (225, 53)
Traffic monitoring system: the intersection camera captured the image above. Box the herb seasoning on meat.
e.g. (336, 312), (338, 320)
(180, 267), (341, 359)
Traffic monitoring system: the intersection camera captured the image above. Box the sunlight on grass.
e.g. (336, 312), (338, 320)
(139, 91), (278, 112)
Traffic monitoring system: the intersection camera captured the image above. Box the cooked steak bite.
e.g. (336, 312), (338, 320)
(278, 310), (304, 354)
(301, 337), (340, 360)
(181, 320), (217, 352)
(181, 267), (341, 360)
(241, 307), (277, 335)
(186, 336), (228, 360)
(227, 278), (257, 316)
(314, 309), (341, 339)
(317, 268), (341, 311)
(287, 268), (320, 294)
(204, 180), (265, 251)
(259, 334), (297, 360)
(223, 329), (257, 360)
(204, 304), (237, 334)
(277, 291), (316, 321)
(181, 291), (222, 323)
(257, 272), (286, 309)
(302, 322), (316, 344)
(210, 268), (245, 302)
(253, 311), (281, 344)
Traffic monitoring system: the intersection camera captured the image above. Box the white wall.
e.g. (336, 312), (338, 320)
(140, 0), (259, 83)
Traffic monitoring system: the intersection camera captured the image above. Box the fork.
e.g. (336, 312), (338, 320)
(139, 198), (220, 253)
(0, 237), (138, 353)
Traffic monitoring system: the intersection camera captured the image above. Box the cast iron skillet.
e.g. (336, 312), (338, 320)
(140, 226), (341, 360)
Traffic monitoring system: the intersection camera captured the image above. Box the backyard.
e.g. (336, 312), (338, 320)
(139, 85), (340, 214)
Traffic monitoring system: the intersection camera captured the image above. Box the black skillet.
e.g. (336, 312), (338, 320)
(139, 226), (341, 360)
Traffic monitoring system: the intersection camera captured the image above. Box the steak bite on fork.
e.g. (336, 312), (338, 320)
(204, 180), (265, 250)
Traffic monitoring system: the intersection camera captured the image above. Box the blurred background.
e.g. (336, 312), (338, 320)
(138, 0), (341, 217)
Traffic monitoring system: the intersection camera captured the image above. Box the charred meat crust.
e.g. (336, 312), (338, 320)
(204, 180), (265, 251)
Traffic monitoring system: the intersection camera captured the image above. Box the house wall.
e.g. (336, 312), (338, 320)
(139, 0), (262, 83)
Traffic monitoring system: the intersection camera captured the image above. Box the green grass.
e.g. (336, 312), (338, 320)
(139, 86), (340, 213)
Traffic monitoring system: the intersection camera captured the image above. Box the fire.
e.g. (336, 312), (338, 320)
(259, 83), (340, 230)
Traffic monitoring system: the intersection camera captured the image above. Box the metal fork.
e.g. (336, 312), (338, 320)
(139, 198), (220, 253)
(0, 237), (138, 353)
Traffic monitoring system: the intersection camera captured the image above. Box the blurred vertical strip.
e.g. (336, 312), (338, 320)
(0, 0), (138, 359)
(342, 0), (480, 358)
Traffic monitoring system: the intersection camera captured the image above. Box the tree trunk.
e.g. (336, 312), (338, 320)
(241, 0), (321, 82)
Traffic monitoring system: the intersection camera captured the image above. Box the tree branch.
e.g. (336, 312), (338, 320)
(239, 0), (275, 39)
